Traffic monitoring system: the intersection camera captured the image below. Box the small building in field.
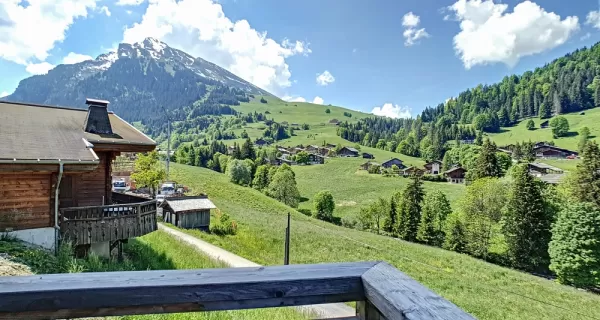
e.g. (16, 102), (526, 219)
(306, 145), (320, 152)
(533, 145), (578, 159)
(540, 120), (549, 129)
(423, 160), (442, 175)
(528, 162), (563, 177)
(254, 138), (269, 147)
(381, 158), (406, 169)
(276, 157), (294, 166)
(329, 119), (340, 126)
(445, 167), (467, 184)
(402, 166), (425, 177)
(161, 196), (216, 230)
(362, 152), (375, 159)
(317, 147), (332, 157)
(308, 153), (325, 165)
(360, 161), (380, 171)
(338, 147), (360, 157)
(537, 174), (566, 185)
(277, 147), (291, 155)
(459, 139), (475, 145)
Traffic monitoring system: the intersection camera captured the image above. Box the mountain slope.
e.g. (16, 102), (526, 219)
(6, 38), (271, 123)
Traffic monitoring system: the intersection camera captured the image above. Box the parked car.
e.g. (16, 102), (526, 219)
(112, 179), (129, 193)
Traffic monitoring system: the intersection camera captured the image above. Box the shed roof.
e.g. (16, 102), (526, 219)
(0, 101), (156, 161)
(342, 147), (359, 153)
(445, 166), (466, 174)
(529, 162), (563, 172)
(163, 196), (217, 213)
(537, 174), (565, 184)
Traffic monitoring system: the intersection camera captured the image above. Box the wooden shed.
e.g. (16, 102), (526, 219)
(161, 196), (216, 230)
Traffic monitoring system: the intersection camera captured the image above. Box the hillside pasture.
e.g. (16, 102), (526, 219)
(169, 163), (600, 320)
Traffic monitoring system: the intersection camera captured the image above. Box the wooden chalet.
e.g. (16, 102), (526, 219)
(445, 166), (467, 184)
(328, 119), (341, 125)
(317, 147), (332, 157)
(362, 152), (374, 159)
(161, 196), (216, 230)
(381, 158), (405, 169)
(423, 160), (442, 175)
(326, 143), (337, 148)
(360, 161), (380, 171)
(540, 120), (549, 128)
(533, 144), (578, 159)
(528, 162), (563, 176)
(305, 145), (320, 152)
(338, 147), (359, 157)
(0, 99), (157, 255)
(307, 153), (325, 165)
(402, 166), (425, 177)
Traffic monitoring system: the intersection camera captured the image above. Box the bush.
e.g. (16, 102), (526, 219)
(325, 108), (331, 114)
(301, 123), (310, 130)
(298, 208), (312, 216)
(549, 116), (569, 138)
(421, 174), (446, 182)
(343, 111), (352, 118)
(260, 97), (267, 104)
(314, 190), (335, 222)
(341, 216), (358, 229)
(211, 212), (238, 235)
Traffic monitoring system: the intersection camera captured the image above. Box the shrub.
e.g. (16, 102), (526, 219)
(260, 97), (267, 104)
(325, 108), (331, 114)
(341, 216), (358, 229)
(211, 212), (238, 236)
(549, 116), (569, 138)
(298, 208), (312, 216)
(314, 190), (335, 222)
(421, 174), (446, 182)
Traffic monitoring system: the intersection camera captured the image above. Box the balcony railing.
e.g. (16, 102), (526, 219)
(59, 199), (157, 246)
(0, 261), (474, 320)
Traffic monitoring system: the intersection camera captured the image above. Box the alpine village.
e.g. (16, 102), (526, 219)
(2, 2), (600, 320)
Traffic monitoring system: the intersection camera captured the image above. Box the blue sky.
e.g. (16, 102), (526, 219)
(1, 0), (600, 118)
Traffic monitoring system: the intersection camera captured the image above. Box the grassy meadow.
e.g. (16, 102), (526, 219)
(0, 232), (307, 320)
(169, 163), (600, 320)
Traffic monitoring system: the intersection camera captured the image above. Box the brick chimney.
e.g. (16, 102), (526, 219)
(83, 98), (113, 134)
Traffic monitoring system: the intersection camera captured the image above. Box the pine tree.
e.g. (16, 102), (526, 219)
(538, 102), (551, 119)
(396, 175), (424, 241)
(475, 130), (483, 146)
(240, 138), (256, 160)
(383, 192), (400, 233)
(512, 142), (523, 161)
(443, 213), (467, 253)
(594, 81), (600, 108)
(417, 190), (451, 246)
(442, 152), (452, 171)
(252, 165), (271, 192)
(578, 127), (591, 154)
(473, 139), (502, 180)
(187, 146), (196, 166)
(553, 90), (562, 114)
(573, 141), (600, 208)
(503, 164), (551, 271)
(549, 202), (600, 288)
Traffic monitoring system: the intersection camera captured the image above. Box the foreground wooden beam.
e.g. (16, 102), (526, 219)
(0, 261), (475, 320)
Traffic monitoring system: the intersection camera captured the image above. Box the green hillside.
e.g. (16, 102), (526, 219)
(169, 163), (600, 320)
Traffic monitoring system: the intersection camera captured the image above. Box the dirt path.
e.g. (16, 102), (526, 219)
(0, 253), (32, 277)
(158, 224), (357, 319)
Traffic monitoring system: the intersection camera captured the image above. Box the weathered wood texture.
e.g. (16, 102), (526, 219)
(164, 209), (210, 230)
(361, 262), (476, 320)
(0, 173), (52, 230)
(0, 262), (376, 320)
(111, 191), (153, 204)
(60, 200), (157, 246)
(74, 152), (111, 207)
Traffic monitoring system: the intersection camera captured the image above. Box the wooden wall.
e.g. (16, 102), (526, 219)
(71, 152), (114, 207)
(0, 173), (52, 231)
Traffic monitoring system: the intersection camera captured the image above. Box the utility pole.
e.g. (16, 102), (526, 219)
(284, 212), (290, 265)
(166, 120), (171, 180)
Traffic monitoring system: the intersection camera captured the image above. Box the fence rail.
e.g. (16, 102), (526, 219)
(0, 261), (474, 320)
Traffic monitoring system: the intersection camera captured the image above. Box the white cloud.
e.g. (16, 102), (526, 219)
(316, 70), (335, 86)
(402, 12), (420, 27)
(122, 0), (310, 95)
(448, 0), (579, 69)
(116, 0), (145, 5)
(0, 0), (98, 66)
(282, 95), (306, 103)
(352, 48), (357, 53)
(586, 10), (600, 29)
(312, 96), (324, 105)
(100, 6), (111, 16)
(0, 91), (9, 98)
(371, 103), (411, 119)
(126, 10), (133, 15)
(62, 52), (93, 64)
(581, 32), (592, 41)
(401, 12), (429, 46)
(26, 62), (55, 75)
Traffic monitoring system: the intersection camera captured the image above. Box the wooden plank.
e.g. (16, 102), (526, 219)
(361, 262), (475, 320)
(0, 262), (376, 320)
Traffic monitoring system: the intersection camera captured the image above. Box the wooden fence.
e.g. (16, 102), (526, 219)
(59, 200), (157, 246)
(0, 261), (475, 320)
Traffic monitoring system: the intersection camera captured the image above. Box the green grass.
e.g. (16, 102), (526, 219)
(168, 163), (600, 320)
(0, 232), (306, 320)
(488, 108), (600, 151)
(294, 157), (464, 219)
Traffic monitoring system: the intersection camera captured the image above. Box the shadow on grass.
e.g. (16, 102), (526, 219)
(563, 131), (579, 138)
(298, 196), (310, 203)
(122, 239), (178, 271)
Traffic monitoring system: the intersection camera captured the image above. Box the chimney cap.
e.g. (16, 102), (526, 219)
(86, 98), (109, 107)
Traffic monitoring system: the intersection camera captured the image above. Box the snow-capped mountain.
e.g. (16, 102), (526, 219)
(5, 38), (271, 122)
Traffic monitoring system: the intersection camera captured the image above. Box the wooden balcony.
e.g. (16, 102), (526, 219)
(0, 261), (474, 320)
(59, 197), (157, 246)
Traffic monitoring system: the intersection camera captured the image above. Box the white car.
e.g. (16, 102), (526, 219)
(112, 180), (129, 193)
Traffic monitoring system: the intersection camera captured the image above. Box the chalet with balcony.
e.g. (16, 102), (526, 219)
(0, 99), (157, 255)
(424, 160), (442, 174)
(308, 153), (325, 165)
(533, 144), (578, 159)
(445, 166), (467, 184)
(338, 147), (359, 157)
(402, 166), (425, 177)
(381, 158), (406, 169)
(360, 161), (380, 171)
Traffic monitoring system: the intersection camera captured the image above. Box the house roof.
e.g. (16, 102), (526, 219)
(533, 144), (578, 155)
(425, 160), (442, 165)
(403, 166), (424, 171)
(537, 174), (565, 184)
(342, 147), (359, 153)
(529, 162), (564, 172)
(382, 158), (403, 164)
(0, 101), (155, 161)
(163, 196), (217, 213)
(445, 166), (466, 174)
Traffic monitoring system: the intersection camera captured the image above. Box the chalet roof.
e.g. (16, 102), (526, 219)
(533, 144), (578, 155)
(537, 174), (565, 184)
(382, 158), (403, 164)
(445, 166), (466, 174)
(361, 161), (380, 166)
(0, 101), (156, 161)
(529, 162), (563, 172)
(403, 166), (424, 172)
(425, 160), (442, 165)
(163, 196), (217, 213)
(342, 147), (359, 153)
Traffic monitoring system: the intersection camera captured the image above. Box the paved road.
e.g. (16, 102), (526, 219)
(158, 223), (357, 319)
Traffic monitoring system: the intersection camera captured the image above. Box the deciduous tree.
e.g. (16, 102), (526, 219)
(417, 190), (451, 246)
(314, 190), (335, 222)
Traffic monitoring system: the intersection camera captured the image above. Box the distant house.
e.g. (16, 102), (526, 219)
(538, 174), (566, 185)
(291, 123), (299, 126)
(540, 120), (549, 129)
(306, 145), (320, 152)
(533, 144), (578, 159)
(254, 138), (269, 147)
(445, 167), (467, 184)
(277, 147), (291, 155)
(381, 158), (406, 169)
(360, 161), (380, 171)
(423, 160), (442, 175)
(362, 152), (375, 159)
(338, 147), (360, 157)
(292, 147), (305, 154)
(317, 147), (332, 157)
(308, 153), (325, 165)
(459, 139), (475, 145)
(497, 148), (513, 156)
(326, 143), (337, 148)
(402, 166), (425, 177)
(161, 196), (216, 230)
(329, 119), (340, 125)
(276, 157), (294, 166)
(528, 162), (563, 177)
(281, 121), (289, 126)
(227, 145), (236, 155)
